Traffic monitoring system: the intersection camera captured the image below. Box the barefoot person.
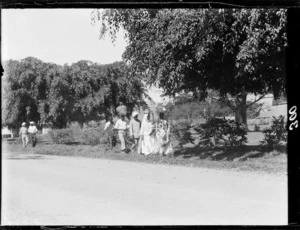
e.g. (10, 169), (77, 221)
(19, 122), (29, 148)
(114, 114), (128, 153)
(28, 121), (38, 147)
(129, 111), (141, 153)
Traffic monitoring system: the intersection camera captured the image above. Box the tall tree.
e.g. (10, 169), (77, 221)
(3, 58), (147, 129)
(93, 8), (287, 127)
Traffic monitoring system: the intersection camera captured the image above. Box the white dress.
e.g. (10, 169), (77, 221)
(139, 116), (155, 155)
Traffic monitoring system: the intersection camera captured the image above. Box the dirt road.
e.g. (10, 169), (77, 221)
(2, 151), (287, 225)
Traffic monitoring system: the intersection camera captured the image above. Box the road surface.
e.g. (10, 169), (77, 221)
(2, 151), (287, 225)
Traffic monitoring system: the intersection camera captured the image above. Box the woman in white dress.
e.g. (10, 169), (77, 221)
(139, 111), (155, 155)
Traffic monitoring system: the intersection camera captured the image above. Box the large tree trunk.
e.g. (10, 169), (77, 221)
(234, 93), (248, 129)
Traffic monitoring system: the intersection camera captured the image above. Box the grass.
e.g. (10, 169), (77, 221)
(2, 133), (287, 175)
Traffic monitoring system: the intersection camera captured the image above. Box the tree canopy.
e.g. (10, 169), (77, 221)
(93, 8), (287, 126)
(2, 57), (147, 129)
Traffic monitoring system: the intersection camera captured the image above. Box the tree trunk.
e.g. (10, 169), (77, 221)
(234, 93), (248, 130)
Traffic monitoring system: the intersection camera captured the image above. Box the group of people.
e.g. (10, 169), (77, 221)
(104, 108), (173, 156)
(19, 121), (38, 147)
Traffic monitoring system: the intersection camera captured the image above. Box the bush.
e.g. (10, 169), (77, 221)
(171, 121), (194, 148)
(49, 126), (107, 146)
(260, 116), (287, 150)
(49, 128), (76, 144)
(77, 128), (106, 146)
(194, 118), (248, 147)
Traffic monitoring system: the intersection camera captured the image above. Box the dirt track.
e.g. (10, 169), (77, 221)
(2, 151), (287, 225)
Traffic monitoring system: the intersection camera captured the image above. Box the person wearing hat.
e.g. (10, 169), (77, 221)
(114, 114), (128, 153)
(19, 122), (29, 147)
(129, 111), (141, 153)
(28, 121), (38, 147)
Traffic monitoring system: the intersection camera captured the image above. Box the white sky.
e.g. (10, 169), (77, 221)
(1, 9), (126, 65)
(1, 9), (166, 103)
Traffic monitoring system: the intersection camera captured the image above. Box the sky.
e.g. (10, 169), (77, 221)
(1, 9), (166, 103)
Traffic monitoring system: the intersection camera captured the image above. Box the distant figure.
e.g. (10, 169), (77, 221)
(139, 110), (155, 155)
(116, 102), (127, 117)
(19, 122), (29, 148)
(129, 111), (141, 153)
(114, 114), (128, 153)
(104, 117), (116, 151)
(28, 121), (38, 147)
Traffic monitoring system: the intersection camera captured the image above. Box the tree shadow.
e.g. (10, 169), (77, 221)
(173, 144), (286, 161)
(5, 155), (49, 160)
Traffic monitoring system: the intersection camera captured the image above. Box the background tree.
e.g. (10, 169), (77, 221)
(93, 8), (287, 128)
(3, 58), (147, 129)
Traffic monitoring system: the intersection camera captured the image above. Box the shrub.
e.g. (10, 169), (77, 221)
(77, 128), (106, 146)
(49, 126), (107, 146)
(260, 116), (287, 150)
(48, 128), (76, 144)
(171, 121), (194, 148)
(194, 118), (248, 147)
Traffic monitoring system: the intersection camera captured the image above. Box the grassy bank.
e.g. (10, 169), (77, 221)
(3, 138), (287, 175)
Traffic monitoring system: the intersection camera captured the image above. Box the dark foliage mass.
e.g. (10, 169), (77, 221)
(194, 117), (248, 147)
(171, 120), (194, 148)
(2, 58), (147, 129)
(260, 115), (287, 150)
(93, 8), (287, 127)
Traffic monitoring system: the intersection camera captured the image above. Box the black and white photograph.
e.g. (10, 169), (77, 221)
(1, 2), (298, 226)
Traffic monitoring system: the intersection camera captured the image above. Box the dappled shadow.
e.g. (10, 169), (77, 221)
(173, 144), (286, 161)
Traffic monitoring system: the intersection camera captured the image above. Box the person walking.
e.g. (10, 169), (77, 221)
(139, 110), (155, 155)
(155, 112), (174, 155)
(28, 121), (38, 147)
(114, 114), (128, 153)
(103, 117), (116, 151)
(129, 111), (141, 153)
(19, 122), (29, 148)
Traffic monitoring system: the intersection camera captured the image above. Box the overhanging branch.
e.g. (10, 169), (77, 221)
(246, 93), (267, 108)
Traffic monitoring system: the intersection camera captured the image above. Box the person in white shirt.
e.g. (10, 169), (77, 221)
(28, 121), (38, 147)
(19, 122), (29, 147)
(114, 114), (128, 153)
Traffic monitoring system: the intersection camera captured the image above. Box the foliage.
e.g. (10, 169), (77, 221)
(260, 116), (287, 150)
(3, 58), (147, 129)
(49, 127), (107, 146)
(94, 8), (287, 126)
(170, 121), (194, 148)
(48, 128), (76, 145)
(194, 118), (248, 147)
(77, 128), (106, 146)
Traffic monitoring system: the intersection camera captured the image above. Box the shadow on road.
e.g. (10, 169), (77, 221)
(5, 154), (48, 160)
(173, 145), (286, 161)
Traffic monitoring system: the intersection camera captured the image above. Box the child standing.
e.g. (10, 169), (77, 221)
(19, 122), (29, 147)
